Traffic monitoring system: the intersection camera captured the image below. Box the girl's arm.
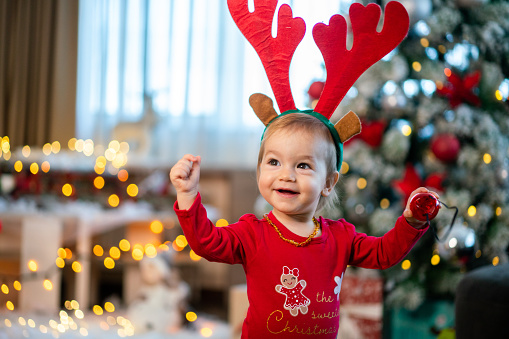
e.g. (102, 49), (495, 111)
(169, 154), (201, 210)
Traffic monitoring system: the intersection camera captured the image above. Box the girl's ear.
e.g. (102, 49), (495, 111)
(322, 171), (340, 197)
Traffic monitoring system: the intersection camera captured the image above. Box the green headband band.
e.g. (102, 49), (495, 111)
(261, 109), (343, 171)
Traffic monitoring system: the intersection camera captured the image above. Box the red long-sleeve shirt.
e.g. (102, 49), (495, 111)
(174, 193), (427, 338)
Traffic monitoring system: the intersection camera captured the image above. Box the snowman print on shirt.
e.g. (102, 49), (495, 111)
(275, 266), (311, 316)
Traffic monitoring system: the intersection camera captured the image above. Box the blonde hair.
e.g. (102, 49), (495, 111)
(257, 113), (340, 212)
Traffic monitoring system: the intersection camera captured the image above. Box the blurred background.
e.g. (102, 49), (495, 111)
(1, 0), (508, 338)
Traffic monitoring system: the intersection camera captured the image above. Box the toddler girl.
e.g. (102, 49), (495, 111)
(170, 1), (433, 337)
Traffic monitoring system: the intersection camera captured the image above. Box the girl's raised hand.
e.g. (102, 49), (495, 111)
(170, 154), (201, 209)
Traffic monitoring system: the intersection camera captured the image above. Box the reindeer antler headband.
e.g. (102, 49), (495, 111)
(228, 0), (409, 170)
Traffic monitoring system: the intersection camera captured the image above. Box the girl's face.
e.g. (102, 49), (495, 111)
(258, 129), (335, 221)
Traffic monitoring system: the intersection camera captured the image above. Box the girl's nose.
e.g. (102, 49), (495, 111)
(279, 167), (296, 181)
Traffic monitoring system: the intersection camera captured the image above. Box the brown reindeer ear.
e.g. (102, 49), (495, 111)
(334, 111), (361, 143)
(249, 93), (279, 126)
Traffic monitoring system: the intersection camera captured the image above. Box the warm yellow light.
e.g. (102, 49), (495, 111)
(75, 309), (84, 319)
(104, 257), (115, 269)
(112, 153), (127, 168)
(340, 162), (349, 175)
(431, 254), (440, 266)
(145, 244), (157, 258)
(43, 143), (52, 155)
(65, 248), (73, 259)
(159, 243), (170, 251)
(29, 163), (39, 174)
(28, 260), (38, 272)
(1, 284), (9, 294)
(476, 250), (482, 258)
(14, 160), (23, 172)
(72, 261), (82, 273)
(412, 61), (422, 72)
(401, 125), (412, 136)
(55, 257), (65, 268)
(495, 90), (503, 101)
(483, 153), (492, 164)
(493, 256), (500, 266)
(126, 184), (138, 197)
(83, 139), (94, 156)
(93, 305), (103, 315)
(13, 281), (21, 291)
(108, 140), (121, 152)
(108, 194), (120, 207)
(215, 219), (229, 227)
(190, 250), (201, 261)
(109, 246), (121, 259)
(68, 138), (77, 151)
(105, 302), (115, 313)
(172, 241), (184, 252)
(201, 327), (213, 337)
(186, 311), (198, 322)
(43, 279), (53, 291)
(6, 301), (14, 311)
(51, 141), (61, 154)
(438, 45), (446, 53)
(116, 142), (129, 155)
(105, 148), (116, 161)
(380, 198), (390, 209)
(119, 239), (130, 252)
(62, 183), (73, 197)
(3, 151), (11, 160)
(27, 319), (35, 328)
(95, 165), (105, 175)
(401, 260), (411, 270)
(94, 176), (105, 189)
(117, 169), (129, 182)
(420, 38), (429, 48)
(96, 156), (107, 169)
(468, 205), (477, 217)
(70, 300), (79, 310)
(132, 248), (144, 261)
(22, 145), (31, 157)
(150, 220), (163, 234)
(175, 235), (188, 248)
(41, 161), (50, 173)
(496, 207), (502, 216)
(357, 178), (367, 190)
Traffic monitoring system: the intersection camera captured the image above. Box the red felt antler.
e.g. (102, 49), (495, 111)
(312, 2), (409, 119)
(227, 0), (305, 113)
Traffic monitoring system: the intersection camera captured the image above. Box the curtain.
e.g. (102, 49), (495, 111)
(0, 0), (78, 149)
(76, 0), (350, 169)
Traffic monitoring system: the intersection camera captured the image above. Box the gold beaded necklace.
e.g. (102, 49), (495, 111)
(264, 214), (320, 247)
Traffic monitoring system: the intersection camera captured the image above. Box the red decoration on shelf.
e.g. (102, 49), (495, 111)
(358, 119), (387, 147)
(430, 133), (461, 163)
(436, 70), (481, 108)
(393, 164), (444, 203)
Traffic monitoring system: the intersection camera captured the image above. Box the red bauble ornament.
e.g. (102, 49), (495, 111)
(431, 134), (460, 163)
(307, 81), (325, 100)
(409, 193), (441, 222)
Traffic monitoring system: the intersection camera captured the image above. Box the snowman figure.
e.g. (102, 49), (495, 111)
(127, 254), (189, 333)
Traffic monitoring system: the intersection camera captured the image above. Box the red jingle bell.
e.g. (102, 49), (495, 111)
(409, 193), (441, 222)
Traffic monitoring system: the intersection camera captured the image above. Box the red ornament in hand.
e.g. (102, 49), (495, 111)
(431, 134), (460, 163)
(409, 193), (440, 222)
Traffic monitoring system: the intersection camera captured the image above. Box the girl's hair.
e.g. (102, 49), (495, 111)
(257, 112), (340, 212)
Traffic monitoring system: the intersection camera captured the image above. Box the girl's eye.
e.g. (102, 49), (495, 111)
(268, 159), (280, 166)
(297, 163), (311, 169)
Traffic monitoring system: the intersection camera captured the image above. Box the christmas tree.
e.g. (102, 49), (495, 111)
(318, 0), (509, 310)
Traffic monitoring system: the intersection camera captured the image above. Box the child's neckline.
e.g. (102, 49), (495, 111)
(265, 212), (327, 246)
